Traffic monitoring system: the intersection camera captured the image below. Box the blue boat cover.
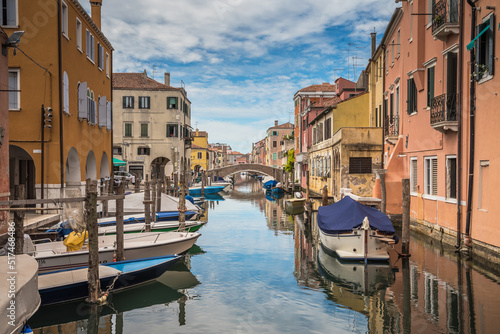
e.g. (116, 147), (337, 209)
(263, 180), (278, 189)
(317, 196), (395, 234)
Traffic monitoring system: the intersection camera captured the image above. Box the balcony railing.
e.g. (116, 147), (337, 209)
(432, 0), (459, 41)
(384, 114), (400, 137)
(430, 93), (458, 132)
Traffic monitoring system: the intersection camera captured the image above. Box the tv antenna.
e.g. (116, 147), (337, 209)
(152, 65), (161, 80)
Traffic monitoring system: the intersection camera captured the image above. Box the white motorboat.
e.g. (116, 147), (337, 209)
(26, 231), (200, 273)
(317, 196), (397, 261)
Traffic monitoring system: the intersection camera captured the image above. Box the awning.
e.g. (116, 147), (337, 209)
(113, 157), (127, 166)
(467, 23), (490, 51)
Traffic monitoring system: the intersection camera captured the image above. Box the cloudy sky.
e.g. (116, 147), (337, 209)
(83, 0), (398, 153)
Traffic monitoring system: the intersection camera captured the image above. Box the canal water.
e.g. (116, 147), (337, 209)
(29, 176), (500, 333)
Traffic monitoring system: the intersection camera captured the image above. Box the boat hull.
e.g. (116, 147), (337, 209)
(33, 232), (200, 273)
(319, 228), (391, 261)
(39, 255), (181, 305)
(189, 186), (225, 195)
(98, 221), (206, 235)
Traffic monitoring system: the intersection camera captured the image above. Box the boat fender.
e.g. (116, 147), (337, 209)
(97, 293), (108, 304)
(393, 234), (400, 244)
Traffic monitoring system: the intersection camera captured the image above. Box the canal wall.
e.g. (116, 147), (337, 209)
(391, 214), (500, 279)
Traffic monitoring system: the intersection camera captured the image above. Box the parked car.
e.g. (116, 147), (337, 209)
(114, 171), (135, 185)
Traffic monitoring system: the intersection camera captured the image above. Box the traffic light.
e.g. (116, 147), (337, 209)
(44, 107), (52, 129)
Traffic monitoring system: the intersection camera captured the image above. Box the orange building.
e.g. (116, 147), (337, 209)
(4, 0), (113, 200)
(381, 1), (500, 260)
(0, 30), (10, 228)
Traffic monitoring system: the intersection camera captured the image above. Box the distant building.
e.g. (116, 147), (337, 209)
(265, 121), (293, 168)
(112, 71), (191, 180)
(191, 129), (209, 172)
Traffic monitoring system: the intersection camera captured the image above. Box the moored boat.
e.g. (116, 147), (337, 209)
(28, 231), (200, 273)
(38, 254), (182, 305)
(188, 185), (225, 195)
(317, 196), (397, 261)
(97, 220), (207, 235)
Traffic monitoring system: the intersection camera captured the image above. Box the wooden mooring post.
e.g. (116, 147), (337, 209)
(144, 175), (152, 232)
(174, 173), (179, 197)
(166, 177), (171, 195)
(401, 178), (411, 257)
(151, 179), (157, 223)
(85, 179), (101, 304)
(322, 185), (328, 207)
(134, 174), (140, 193)
(102, 180), (109, 218)
(178, 170), (186, 231)
(156, 178), (162, 213)
(201, 171), (205, 196)
(14, 185), (25, 255)
(116, 183), (125, 261)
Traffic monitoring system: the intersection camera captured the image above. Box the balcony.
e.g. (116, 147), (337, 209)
(430, 93), (458, 132)
(384, 115), (399, 145)
(432, 0), (459, 41)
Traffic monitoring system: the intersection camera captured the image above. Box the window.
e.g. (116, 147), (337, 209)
(391, 39), (394, 65)
(446, 156), (457, 199)
(410, 157), (418, 193)
(325, 118), (331, 139)
(8, 69), (19, 110)
(166, 123), (178, 137)
(272, 131), (278, 136)
(272, 153), (277, 161)
(123, 96), (134, 108)
(78, 82), (87, 118)
(140, 123), (148, 137)
(138, 96), (150, 109)
(407, 78), (417, 114)
(87, 90), (96, 124)
(138, 147), (150, 155)
(106, 52), (110, 76)
(272, 141), (277, 148)
(97, 43), (104, 70)
(475, 14), (495, 80)
(427, 66), (435, 107)
(197, 152), (202, 159)
(167, 97), (178, 109)
(390, 92), (394, 123)
(63, 71), (69, 114)
(375, 107), (379, 127)
(424, 156), (438, 196)
(113, 146), (122, 155)
(61, 1), (68, 36)
(76, 19), (82, 50)
(1, 0), (16, 26)
(349, 157), (372, 174)
(124, 123), (132, 137)
(86, 30), (95, 62)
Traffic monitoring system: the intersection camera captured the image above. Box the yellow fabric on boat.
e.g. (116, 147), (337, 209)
(63, 230), (88, 252)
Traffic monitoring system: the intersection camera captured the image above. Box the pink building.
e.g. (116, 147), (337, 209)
(382, 0), (500, 259)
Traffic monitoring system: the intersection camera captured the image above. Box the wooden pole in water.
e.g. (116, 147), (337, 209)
(173, 173), (179, 197)
(201, 170), (205, 196)
(144, 175), (152, 232)
(156, 178), (162, 214)
(134, 174), (140, 193)
(85, 179), (100, 304)
(322, 185), (328, 207)
(151, 179), (157, 223)
(402, 178), (411, 256)
(14, 185), (25, 255)
(166, 177), (171, 195)
(402, 257), (411, 333)
(380, 169), (387, 214)
(102, 180), (108, 218)
(179, 162), (186, 231)
(115, 183), (125, 261)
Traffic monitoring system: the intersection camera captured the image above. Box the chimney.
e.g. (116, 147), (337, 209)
(370, 32), (377, 57)
(90, 0), (102, 30)
(274, 120), (278, 127)
(164, 72), (170, 86)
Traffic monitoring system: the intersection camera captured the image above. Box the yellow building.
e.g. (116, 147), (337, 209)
(190, 129), (208, 172)
(5, 0), (113, 199)
(308, 93), (383, 198)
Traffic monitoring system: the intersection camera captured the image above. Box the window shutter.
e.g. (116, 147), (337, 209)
(488, 15), (495, 75)
(411, 160), (418, 192)
(98, 96), (106, 126)
(476, 23), (485, 81)
(78, 82), (87, 118)
(432, 159), (438, 196)
(106, 102), (112, 130)
(63, 72), (69, 114)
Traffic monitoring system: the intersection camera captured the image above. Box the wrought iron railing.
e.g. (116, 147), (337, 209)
(432, 0), (458, 33)
(384, 114), (400, 137)
(430, 93), (458, 124)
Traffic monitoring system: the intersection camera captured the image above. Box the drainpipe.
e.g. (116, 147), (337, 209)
(58, 0), (64, 189)
(456, 0), (464, 249)
(464, 0), (476, 249)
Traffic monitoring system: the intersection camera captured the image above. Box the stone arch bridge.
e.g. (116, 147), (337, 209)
(207, 163), (285, 183)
